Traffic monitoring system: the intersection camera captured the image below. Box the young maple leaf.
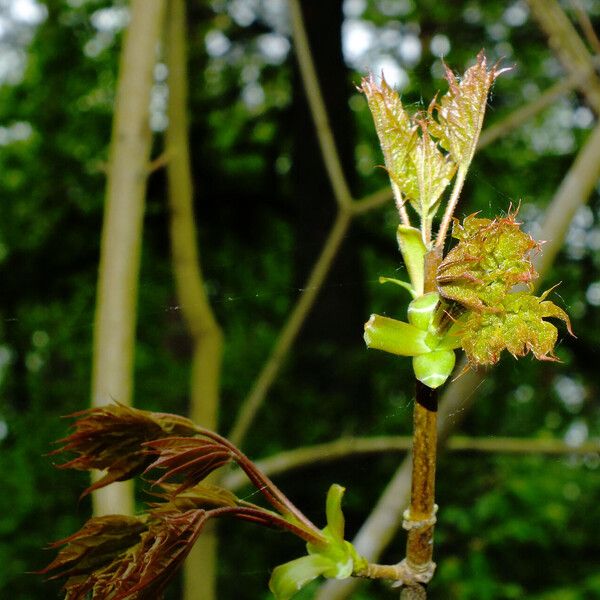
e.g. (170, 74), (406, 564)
(460, 290), (572, 365)
(144, 436), (234, 494)
(437, 212), (539, 311)
(51, 404), (198, 496)
(428, 50), (509, 170)
(436, 212), (572, 366)
(40, 508), (210, 600)
(359, 74), (456, 221)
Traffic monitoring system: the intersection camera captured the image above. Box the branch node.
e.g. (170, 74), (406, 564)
(389, 558), (437, 587)
(402, 504), (438, 531)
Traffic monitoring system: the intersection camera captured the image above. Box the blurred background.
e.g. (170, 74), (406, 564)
(1, 0), (599, 598)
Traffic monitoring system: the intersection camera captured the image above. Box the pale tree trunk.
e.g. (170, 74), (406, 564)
(165, 1), (224, 598)
(91, 0), (166, 516)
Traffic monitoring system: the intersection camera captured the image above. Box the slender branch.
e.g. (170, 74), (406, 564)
(165, 0), (223, 431)
(398, 251), (443, 598)
(314, 117), (600, 600)
(351, 186), (393, 215)
(90, 0), (166, 516)
(478, 60), (600, 148)
(528, 0), (600, 113)
(221, 435), (600, 491)
(289, 0), (353, 210)
(165, 2), (224, 598)
(228, 210), (352, 447)
(534, 119), (600, 276)
(570, 0), (600, 55)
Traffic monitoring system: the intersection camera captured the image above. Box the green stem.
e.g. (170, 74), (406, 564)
(435, 165), (467, 249)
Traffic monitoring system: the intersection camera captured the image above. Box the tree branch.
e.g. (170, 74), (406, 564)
(289, 0), (353, 210)
(314, 118), (600, 600)
(570, 0), (600, 55)
(90, 0), (166, 516)
(228, 210), (352, 447)
(528, 0), (600, 112)
(165, 1), (224, 598)
(221, 435), (600, 491)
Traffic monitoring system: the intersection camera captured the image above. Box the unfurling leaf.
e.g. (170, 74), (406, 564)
(51, 404), (198, 496)
(144, 436), (234, 493)
(411, 121), (456, 219)
(359, 73), (418, 193)
(154, 482), (240, 509)
(39, 515), (147, 582)
(359, 75), (455, 219)
(396, 225), (426, 296)
(437, 212), (539, 311)
(460, 290), (572, 365)
(435, 211), (572, 366)
(41, 508), (210, 600)
(269, 485), (367, 600)
(269, 554), (335, 600)
(428, 50), (508, 169)
(324, 484), (347, 544)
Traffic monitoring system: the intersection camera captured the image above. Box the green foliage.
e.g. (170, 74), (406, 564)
(438, 213), (572, 365)
(437, 213), (539, 311)
(363, 56), (570, 381)
(360, 73), (456, 222)
(428, 52), (507, 169)
(269, 485), (367, 600)
(460, 290), (571, 365)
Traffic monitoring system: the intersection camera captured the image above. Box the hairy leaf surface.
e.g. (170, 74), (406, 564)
(428, 51), (507, 168)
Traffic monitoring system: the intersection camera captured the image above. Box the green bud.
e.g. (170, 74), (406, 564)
(364, 314), (430, 357)
(413, 349), (456, 389)
(407, 292), (440, 331)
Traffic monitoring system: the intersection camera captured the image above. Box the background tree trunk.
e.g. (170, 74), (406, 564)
(90, 0), (166, 515)
(165, 1), (224, 598)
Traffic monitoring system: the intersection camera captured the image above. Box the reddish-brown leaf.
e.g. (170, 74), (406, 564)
(41, 508), (209, 600)
(51, 404), (198, 495)
(144, 436), (234, 494)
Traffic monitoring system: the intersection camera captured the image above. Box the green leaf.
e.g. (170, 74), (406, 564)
(411, 121), (456, 219)
(359, 74), (419, 199)
(324, 484), (346, 543)
(413, 349), (456, 389)
(359, 76), (454, 219)
(269, 554), (335, 600)
(364, 314), (431, 356)
(460, 291), (572, 366)
(428, 51), (507, 169)
(270, 485), (367, 599)
(397, 225), (426, 296)
(437, 212), (539, 311)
